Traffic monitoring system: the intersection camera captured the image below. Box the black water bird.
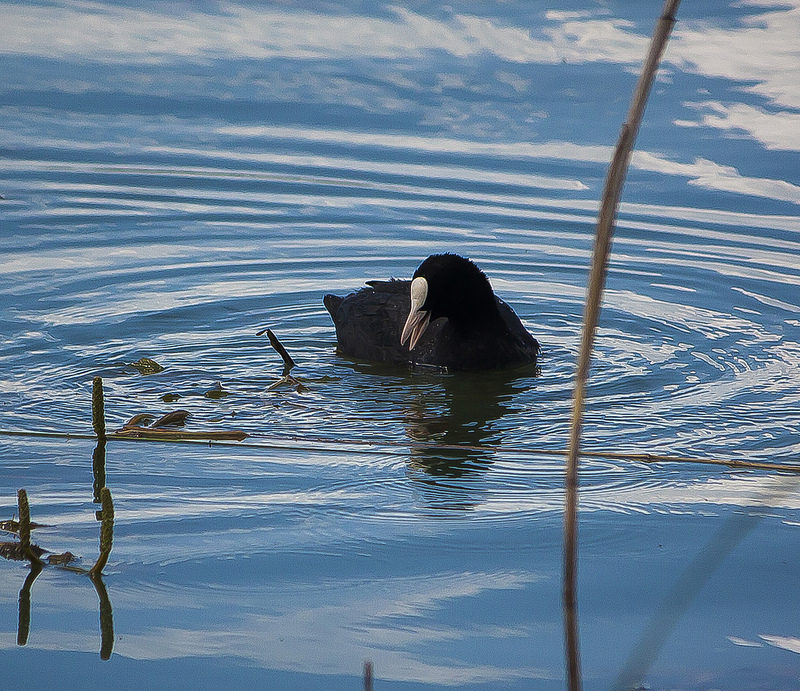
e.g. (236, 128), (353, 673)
(323, 254), (539, 371)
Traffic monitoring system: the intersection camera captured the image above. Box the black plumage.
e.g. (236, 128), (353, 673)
(323, 254), (539, 371)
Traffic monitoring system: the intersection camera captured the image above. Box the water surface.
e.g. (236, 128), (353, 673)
(1, 1), (800, 689)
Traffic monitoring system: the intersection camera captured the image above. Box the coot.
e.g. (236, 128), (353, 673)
(323, 254), (539, 371)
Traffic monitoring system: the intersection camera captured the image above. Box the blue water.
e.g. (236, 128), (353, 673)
(2, 1), (800, 689)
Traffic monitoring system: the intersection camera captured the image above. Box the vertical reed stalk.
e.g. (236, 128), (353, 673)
(17, 489), (43, 565)
(563, 2), (681, 690)
(92, 439), (107, 504)
(92, 377), (107, 440)
(17, 489), (31, 550)
(363, 661), (373, 691)
(16, 489), (42, 647)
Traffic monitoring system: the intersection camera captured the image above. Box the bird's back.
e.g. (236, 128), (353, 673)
(324, 280), (415, 365)
(324, 280), (538, 371)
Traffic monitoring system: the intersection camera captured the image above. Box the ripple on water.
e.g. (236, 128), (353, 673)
(1, 116), (799, 533)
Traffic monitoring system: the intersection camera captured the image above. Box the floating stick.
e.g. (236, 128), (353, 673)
(114, 426), (248, 441)
(114, 410), (247, 441)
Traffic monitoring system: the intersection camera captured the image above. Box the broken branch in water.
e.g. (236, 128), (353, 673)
(266, 328), (296, 374)
(257, 328), (308, 391)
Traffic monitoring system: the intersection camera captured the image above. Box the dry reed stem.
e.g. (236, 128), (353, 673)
(564, 2), (682, 689)
(113, 427), (248, 441)
(1, 428), (796, 472)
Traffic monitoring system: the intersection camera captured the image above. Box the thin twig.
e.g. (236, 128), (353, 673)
(564, 2), (682, 690)
(0, 427), (796, 472)
(114, 427), (248, 441)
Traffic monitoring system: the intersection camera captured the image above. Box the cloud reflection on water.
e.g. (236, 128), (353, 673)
(3, 108), (798, 204)
(1, 2), (797, 108)
(676, 101), (800, 152)
(1, 3), (799, 688)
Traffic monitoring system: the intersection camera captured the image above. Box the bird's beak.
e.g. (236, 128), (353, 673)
(400, 277), (431, 350)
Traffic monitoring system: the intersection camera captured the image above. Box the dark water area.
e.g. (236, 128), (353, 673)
(1, 1), (800, 689)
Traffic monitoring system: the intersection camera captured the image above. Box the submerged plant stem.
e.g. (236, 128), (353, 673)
(0, 427), (796, 471)
(17, 489), (43, 565)
(90, 487), (114, 576)
(17, 489), (31, 550)
(265, 328), (296, 375)
(92, 377), (106, 440)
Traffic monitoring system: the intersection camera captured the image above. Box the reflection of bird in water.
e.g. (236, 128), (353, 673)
(403, 371), (536, 511)
(324, 254), (540, 371)
(405, 372), (518, 475)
